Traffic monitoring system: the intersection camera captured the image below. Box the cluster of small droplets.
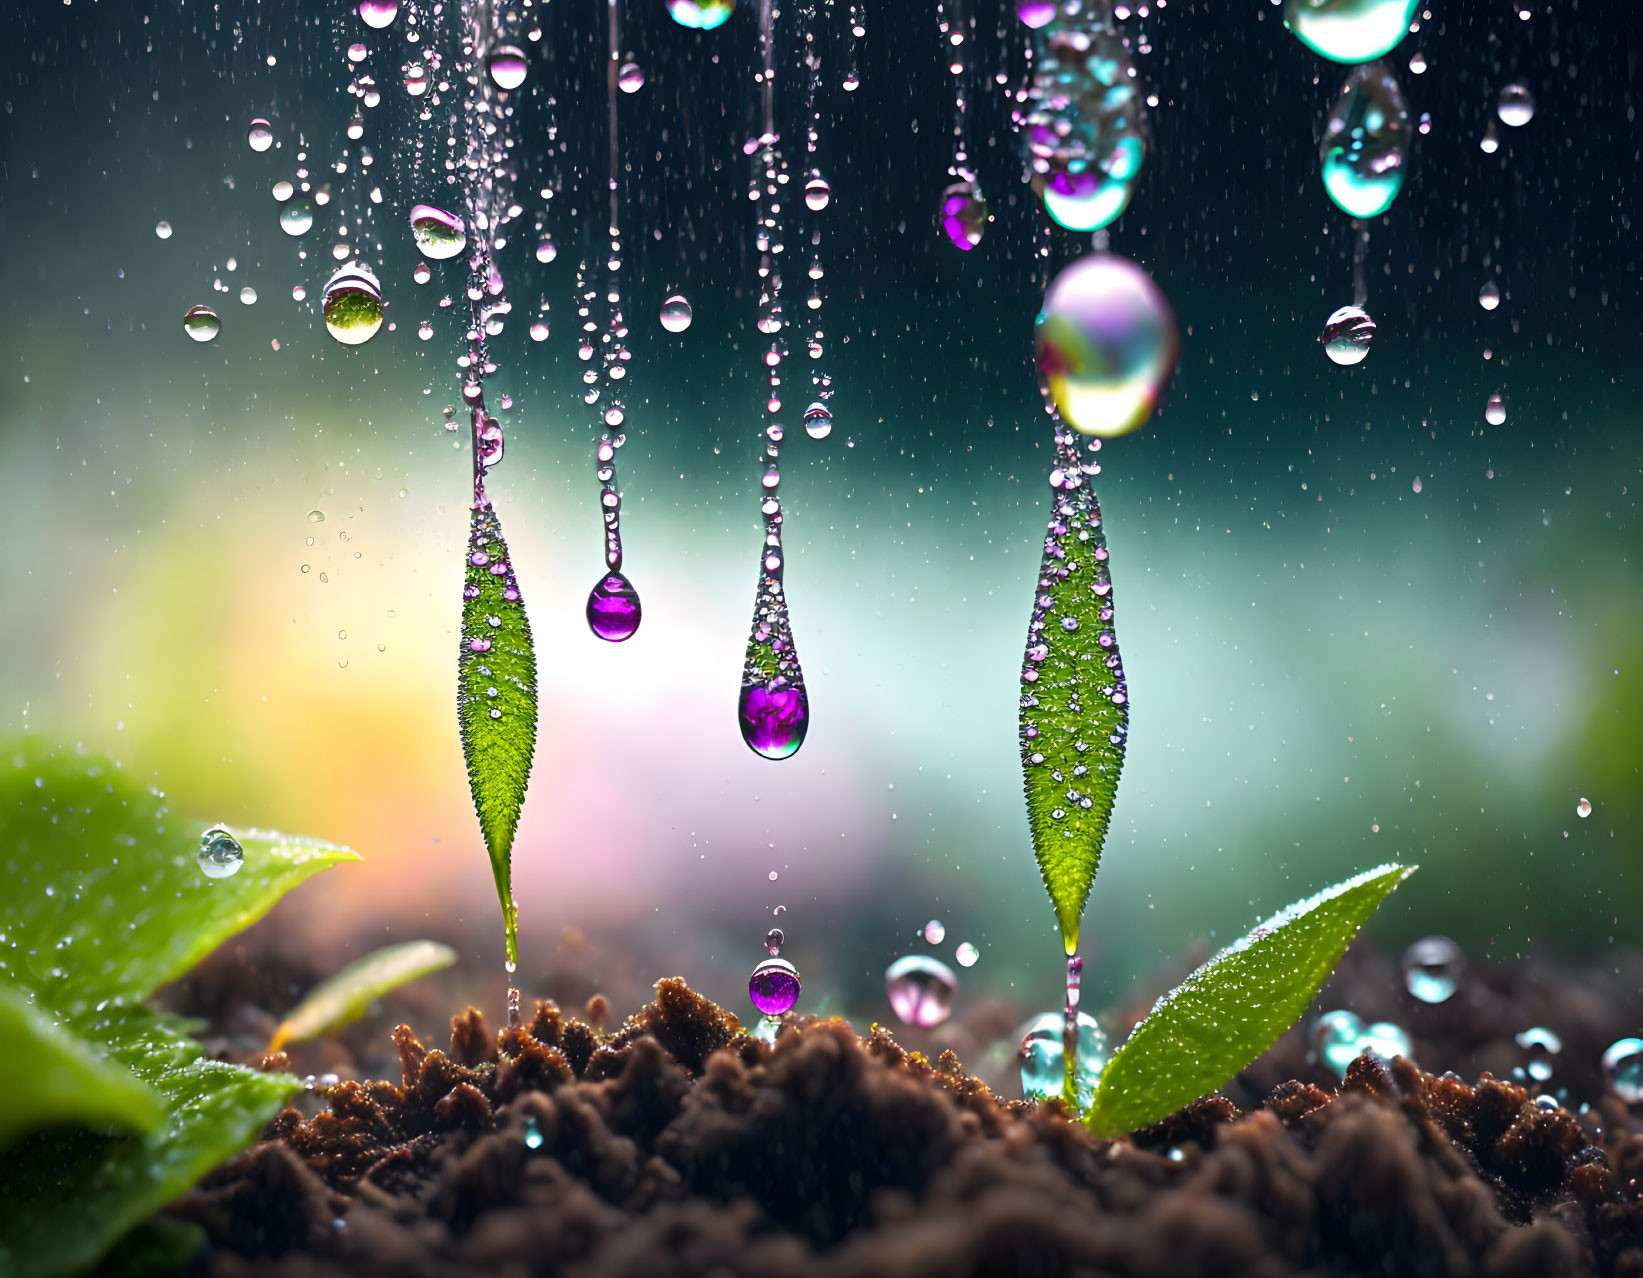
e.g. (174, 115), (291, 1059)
(843, 1), (864, 91)
(798, 1), (832, 403)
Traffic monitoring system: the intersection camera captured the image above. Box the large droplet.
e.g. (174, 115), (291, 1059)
(618, 61), (645, 93)
(585, 572), (642, 642)
(1602, 1037), (1643, 1103)
(1484, 393), (1506, 426)
(1320, 62), (1411, 219)
(198, 824), (245, 879)
(1283, 0), (1419, 64)
(247, 118), (273, 152)
(1019, 1011), (1107, 1107)
(748, 957), (801, 1016)
(804, 176), (832, 211)
(487, 45), (528, 90)
(1311, 1010), (1412, 1078)
(410, 204), (466, 260)
(1034, 253), (1179, 437)
(1516, 1027), (1561, 1083)
(738, 680), (808, 759)
(183, 305), (221, 343)
(802, 401), (833, 440)
(1320, 304), (1376, 365)
(938, 177), (988, 251)
(322, 262), (384, 346)
(885, 955), (957, 1028)
(659, 294), (693, 332)
(1401, 934), (1464, 1004)
(1496, 83), (1535, 127)
(1016, 0), (1056, 28)
(665, 0), (736, 29)
(923, 919), (946, 945)
(280, 201), (314, 237)
(1478, 280), (1501, 310)
(358, 0), (398, 28)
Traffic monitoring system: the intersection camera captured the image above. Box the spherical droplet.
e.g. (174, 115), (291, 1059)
(1601, 1037), (1643, 1103)
(1485, 393), (1506, 426)
(198, 824), (245, 879)
(487, 45), (528, 90)
(1401, 935), (1464, 1004)
(804, 176), (831, 211)
(1321, 304), (1376, 366)
(885, 954), (957, 1028)
(247, 117), (274, 152)
(802, 401), (833, 440)
(1479, 281), (1501, 310)
(585, 571), (642, 642)
(1034, 252), (1179, 437)
(280, 201), (314, 237)
(183, 304), (220, 343)
(1310, 1009), (1366, 1077)
(1516, 1027), (1562, 1083)
(1283, 0), (1419, 64)
(1497, 82), (1535, 127)
(748, 957), (801, 1016)
(765, 927), (784, 956)
(618, 61), (645, 93)
(1019, 1011), (1107, 1106)
(155, 220), (173, 240)
(410, 204), (466, 260)
(535, 239), (558, 264)
(738, 680), (809, 759)
(1577, 796), (1593, 819)
(923, 919), (946, 945)
(239, 286), (258, 306)
(939, 178), (988, 251)
(322, 262), (384, 346)
(659, 294), (693, 333)
(358, 0), (398, 27)
(1320, 63), (1411, 218)
(955, 941), (980, 967)
(666, 0), (736, 27)
(1016, 0), (1056, 28)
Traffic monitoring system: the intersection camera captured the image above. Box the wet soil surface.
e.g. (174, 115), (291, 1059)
(137, 946), (1643, 1278)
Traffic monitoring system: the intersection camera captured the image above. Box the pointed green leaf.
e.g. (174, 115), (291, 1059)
(1086, 863), (1417, 1138)
(457, 503), (538, 965)
(0, 744), (360, 1020)
(269, 939), (458, 1052)
(1020, 446), (1129, 954)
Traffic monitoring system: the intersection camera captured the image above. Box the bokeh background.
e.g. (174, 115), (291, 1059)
(0, 0), (1637, 1050)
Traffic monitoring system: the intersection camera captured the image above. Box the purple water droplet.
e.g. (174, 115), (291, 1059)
(585, 571), (642, 642)
(748, 957), (801, 1017)
(738, 682), (809, 759)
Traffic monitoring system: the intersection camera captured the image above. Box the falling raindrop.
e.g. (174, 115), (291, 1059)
(666, 0), (736, 28)
(1516, 1027), (1562, 1082)
(1320, 62), (1411, 219)
(748, 957), (801, 1016)
(765, 928), (784, 956)
(802, 401), (833, 440)
(358, 0), (398, 28)
(1019, 1011), (1107, 1106)
(239, 286), (258, 306)
(523, 1116), (544, 1149)
(1401, 935), (1464, 1003)
(322, 262), (384, 346)
(1016, 0), (1055, 28)
(272, 179), (294, 202)
(885, 954), (957, 1028)
(1479, 280), (1501, 310)
(1283, 0), (1419, 64)
(1602, 1037), (1643, 1102)
(247, 118), (274, 152)
(955, 941), (979, 967)
(659, 294), (693, 332)
(939, 177), (988, 251)
(183, 304), (220, 342)
(410, 204), (467, 260)
(585, 572), (642, 642)
(404, 63), (429, 96)
(618, 61), (645, 93)
(1484, 393), (1506, 426)
(198, 824), (245, 879)
(1311, 1011), (1412, 1077)
(923, 919), (946, 945)
(280, 201), (315, 237)
(1577, 797), (1593, 818)
(487, 45), (529, 90)
(1479, 123), (1500, 154)
(307, 510), (326, 523)
(1496, 83), (1535, 127)
(804, 176), (831, 211)
(155, 220), (173, 240)
(1320, 304), (1376, 365)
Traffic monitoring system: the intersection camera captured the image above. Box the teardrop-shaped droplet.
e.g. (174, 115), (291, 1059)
(1320, 62), (1411, 219)
(1283, 0), (1419, 64)
(939, 177), (988, 251)
(585, 571), (642, 642)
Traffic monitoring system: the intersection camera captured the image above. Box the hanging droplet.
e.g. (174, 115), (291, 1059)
(923, 919), (946, 944)
(487, 45), (529, 90)
(183, 304), (221, 343)
(738, 680), (808, 759)
(535, 240), (558, 264)
(1401, 935), (1464, 1004)
(1484, 393), (1506, 426)
(1034, 252), (1179, 437)
(155, 220), (173, 240)
(748, 957), (801, 1016)
(1601, 1037), (1643, 1103)
(1283, 0), (1419, 64)
(410, 204), (467, 260)
(1478, 280), (1501, 310)
(1320, 304), (1376, 365)
(1496, 83), (1535, 127)
(955, 941), (980, 967)
(765, 927), (784, 956)
(1019, 1011), (1107, 1106)
(665, 0), (736, 29)
(802, 401), (833, 440)
(939, 177), (988, 251)
(659, 294), (694, 332)
(618, 61), (645, 93)
(1577, 796), (1593, 819)
(198, 824), (245, 879)
(1320, 62), (1411, 219)
(358, 0), (398, 28)
(885, 955), (957, 1028)
(585, 572), (642, 642)
(280, 201), (314, 237)
(804, 176), (831, 211)
(1516, 1027), (1562, 1082)
(322, 262), (384, 346)
(247, 118), (274, 152)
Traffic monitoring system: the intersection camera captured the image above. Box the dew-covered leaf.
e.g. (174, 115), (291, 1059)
(269, 939), (458, 1052)
(1019, 442), (1129, 954)
(1086, 863), (1416, 1138)
(457, 503), (539, 966)
(0, 744), (361, 1021)
(0, 984), (162, 1152)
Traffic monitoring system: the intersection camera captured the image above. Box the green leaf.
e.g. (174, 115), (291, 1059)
(0, 984), (162, 1151)
(1086, 862), (1417, 1138)
(0, 1006), (296, 1278)
(269, 939), (459, 1052)
(458, 502), (539, 967)
(1020, 442), (1129, 954)
(0, 743), (361, 1021)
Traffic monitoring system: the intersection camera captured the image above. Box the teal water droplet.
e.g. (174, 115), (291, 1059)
(1320, 62), (1410, 218)
(197, 824), (245, 879)
(523, 1116), (543, 1149)
(410, 204), (466, 260)
(1284, 0), (1419, 64)
(1019, 1010), (1107, 1107)
(885, 955), (957, 1028)
(1516, 1027), (1562, 1083)
(1401, 934), (1464, 1003)
(1358, 1020), (1414, 1064)
(1602, 1037), (1643, 1103)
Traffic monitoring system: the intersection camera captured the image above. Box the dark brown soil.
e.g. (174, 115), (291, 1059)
(146, 970), (1643, 1278)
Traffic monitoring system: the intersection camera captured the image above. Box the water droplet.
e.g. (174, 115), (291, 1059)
(534, 240), (558, 265)
(1407, 50), (1427, 74)
(271, 180), (294, 202)
(198, 824), (245, 879)
(955, 941), (979, 967)
(659, 294), (693, 333)
(1019, 1011), (1107, 1106)
(1479, 281), (1501, 310)
(155, 220), (173, 240)
(280, 201), (314, 237)
(306, 509), (326, 523)
(1311, 1010), (1412, 1078)
(1484, 392), (1506, 426)
(183, 304), (220, 343)
(410, 204), (466, 260)
(1601, 1037), (1643, 1103)
(1577, 796), (1593, 819)
(1401, 934), (1464, 1003)
(247, 118), (273, 152)
(923, 919), (946, 945)
(1283, 0), (1419, 64)
(802, 401), (833, 440)
(1016, 0), (1055, 28)
(665, 0), (736, 28)
(529, 321), (549, 341)
(765, 927), (784, 956)
(1320, 62), (1411, 219)
(748, 957), (801, 1016)
(1479, 122), (1500, 154)
(739, 680), (809, 759)
(359, 0), (398, 27)
(239, 286), (257, 306)
(585, 571), (642, 642)
(322, 262), (384, 345)
(1497, 82), (1535, 127)
(1320, 304), (1376, 366)
(939, 177), (988, 250)
(1516, 1027), (1562, 1082)
(618, 61), (645, 93)
(523, 1115), (544, 1148)
(1034, 252), (1179, 437)
(487, 45), (528, 90)
(803, 176), (831, 211)
(885, 954), (957, 1028)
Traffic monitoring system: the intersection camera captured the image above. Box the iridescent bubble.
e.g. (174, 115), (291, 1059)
(885, 954), (957, 1028)
(738, 681), (808, 760)
(155, 220), (173, 240)
(1516, 1027), (1562, 1082)
(1283, 0), (1419, 64)
(802, 401), (832, 440)
(939, 177), (988, 251)
(1016, 0), (1056, 28)
(1484, 393), (1506, 426)
(748, 956), (801, 1016)
(1577, 797), (1592, 819)
(487, 45), (529, 90)
(665, 0), (736, 29)
(955, 941), (979, 967)
(183, 304), (220, 343)
(1019, 1011), (1107, 1107)
(618, 61), (645, 93)
(1602, 1037), (1643, 1103)
(923, 919), (946, 945)
(1033, 252), (1179, 438)
(280, 201), (314, 237)
(1320, 304), (1376, 365)
(1401, 935), (1464, 1003)
(321, 262), (384, 346)
(585, 571), (642, 642)
(198, 824), (245, 878)
(1320, 62), (1411, 219)
(358, 0), (398, 28)
(1497, 83), (1535, 127)
(247, 117), (274, 152)
(804, 176), (831, 211)
(410, 203), (467, 260)
(1479, 280), (1501, 310)
(659, 294), (693, 333)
